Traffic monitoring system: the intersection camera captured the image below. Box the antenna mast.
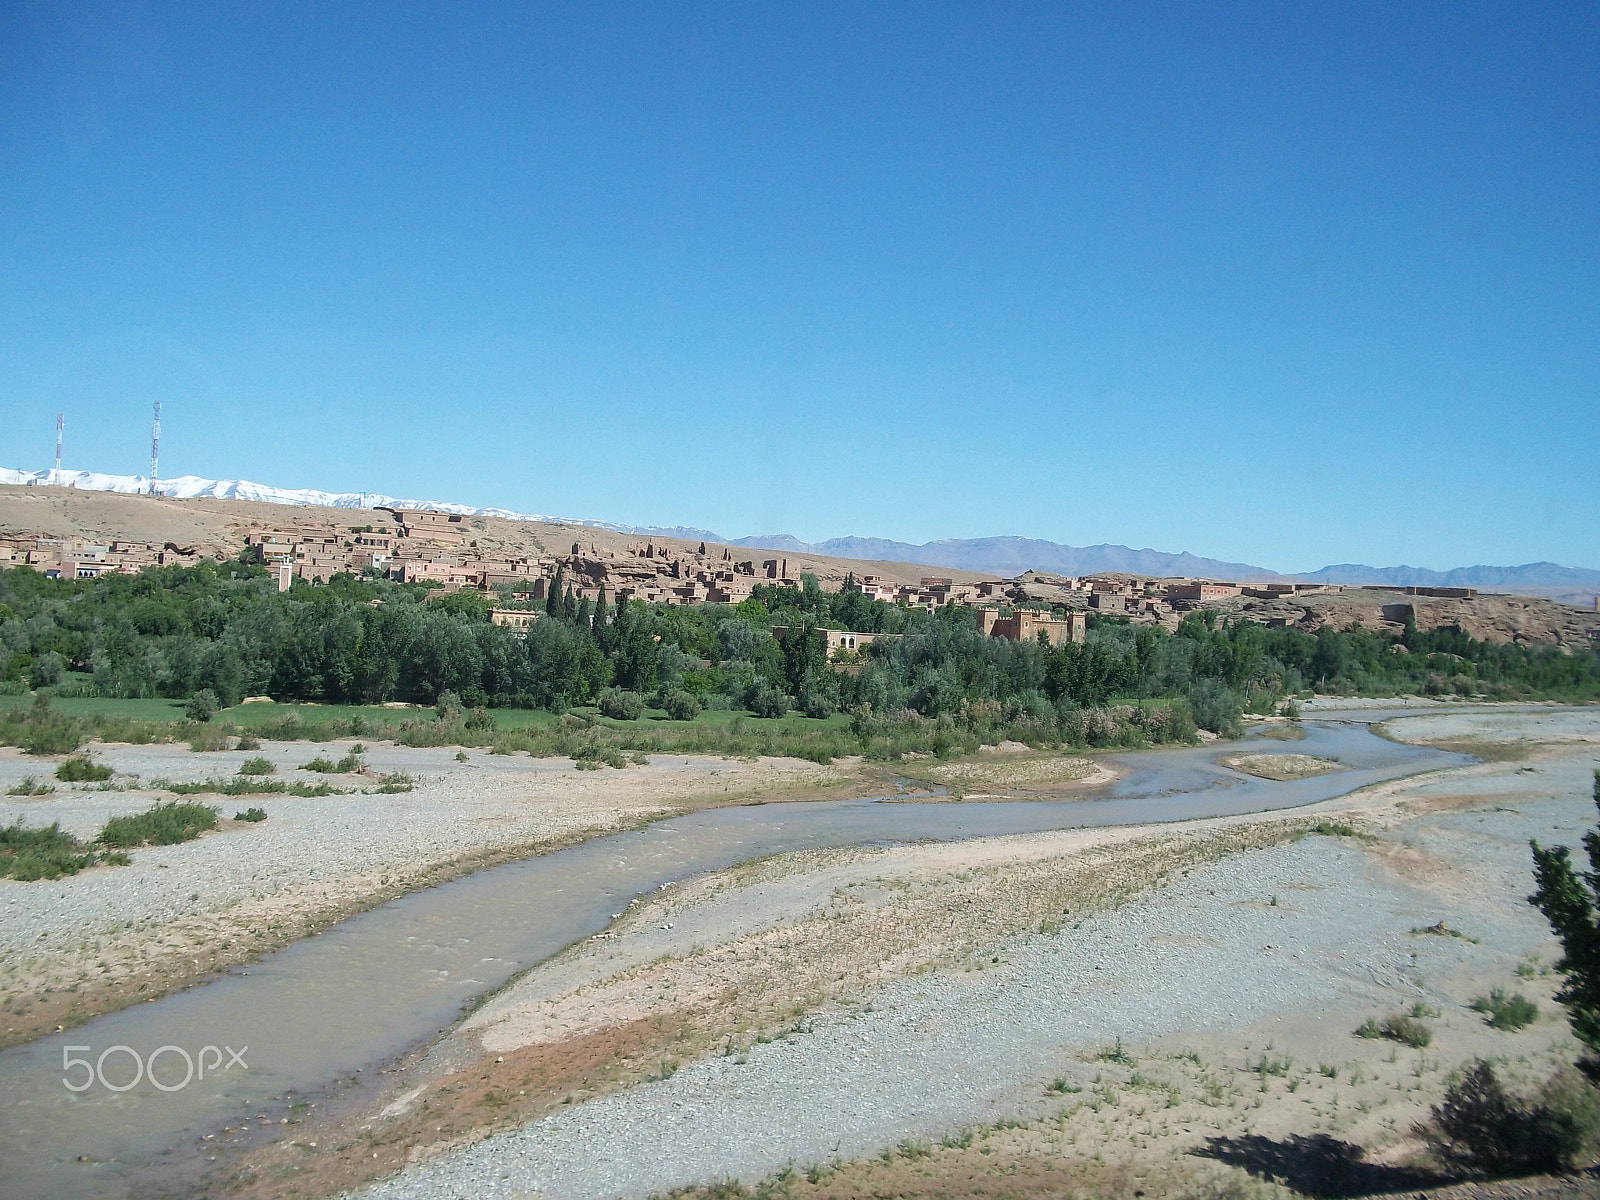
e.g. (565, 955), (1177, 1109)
(149, 401), (161, 494)
(54, 414), (63, 485)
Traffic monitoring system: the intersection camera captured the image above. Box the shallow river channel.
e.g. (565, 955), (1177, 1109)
(0, 717), (1464, 1198)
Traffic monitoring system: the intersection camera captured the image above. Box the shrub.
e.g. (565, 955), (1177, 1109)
(298, 749), (362, 773)
(1472, 988), (1539, 1031)
(599, 688), (644, 721)
(1188, 679), (1243, 737)
(802, 691), (835, 719)
(372, 772), (414, 793)
(236, 732), (261, 750)
(747, 682), (790, 718)
(237, 756), (276, 776)
(233, 807), (267, 822)
(0, 820), (99, 880)
(1356, 1014), (1432, 1046)
(6, 777), (53, 796)
(185, 689), (220, 723)
(98, 802), (219, 848)
(464, 707), (495, 732)
(1421, 1061), (1600, 1178)
(1, 697), (86, 755)
(55, 756), (112, 783)
(1382, 1014), (1433, 1047)
(662, 689), (702, 721)
(435, 690), (463, 722)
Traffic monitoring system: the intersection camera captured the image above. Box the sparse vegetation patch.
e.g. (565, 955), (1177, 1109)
(97, 802), (219, 848)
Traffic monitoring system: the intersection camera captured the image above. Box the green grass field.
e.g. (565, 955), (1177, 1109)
(0, 694), (188, 721)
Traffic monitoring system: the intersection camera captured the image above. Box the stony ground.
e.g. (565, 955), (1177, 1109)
(314, 708), (1600, 1200)
(0, 741), (854, 1045)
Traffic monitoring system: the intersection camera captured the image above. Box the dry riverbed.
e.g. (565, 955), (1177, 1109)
(258, 706), (1600, 1200)
(0, 741), (862, 1045)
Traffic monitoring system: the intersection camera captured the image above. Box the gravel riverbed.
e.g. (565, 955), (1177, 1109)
(359, 738), (1600, 1200)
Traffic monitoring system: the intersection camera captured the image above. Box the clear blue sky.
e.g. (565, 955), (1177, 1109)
(2, 2), (1595, 572)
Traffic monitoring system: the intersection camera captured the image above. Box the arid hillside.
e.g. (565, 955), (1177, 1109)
(0, 485), (983, 589)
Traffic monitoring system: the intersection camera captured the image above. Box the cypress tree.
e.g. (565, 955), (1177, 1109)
(546, 566), (565, 618)
(576, 596), (593, 628)
(594, 585), (609, 634)
(563, 584), (576, 621)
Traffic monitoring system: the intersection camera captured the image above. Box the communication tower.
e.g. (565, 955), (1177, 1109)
(149, 401), (161, 494)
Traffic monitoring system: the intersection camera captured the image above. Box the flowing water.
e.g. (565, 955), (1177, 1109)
(0, 718), (1463, 1198)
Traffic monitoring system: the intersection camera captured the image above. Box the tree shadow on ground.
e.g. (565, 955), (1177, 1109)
(1194, 1133), (1448, 1197)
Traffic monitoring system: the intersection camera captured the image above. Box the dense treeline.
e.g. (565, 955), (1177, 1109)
(1, 564), (1596, 741)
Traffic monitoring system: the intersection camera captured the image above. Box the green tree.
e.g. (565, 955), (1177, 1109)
(593, 584), (609, 636)
(546, 566), (565, 619)
(1531, 771), (1600, 1079)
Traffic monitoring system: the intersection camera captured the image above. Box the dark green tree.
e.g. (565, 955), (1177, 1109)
(1530, 770), (1600, 1079)
(593, 585), (609, 636)
(563, 584), (576, 621)
(545, 566), (565, 619)
(778, 622), (826, 697)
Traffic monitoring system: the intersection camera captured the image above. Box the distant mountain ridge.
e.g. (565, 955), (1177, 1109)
(728, 534), (1276, 582)
(1294, 562), (1600, 589)
(4, 466), (1594, 597)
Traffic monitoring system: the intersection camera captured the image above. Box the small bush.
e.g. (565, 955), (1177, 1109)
(237, 756), (276, 776)
(1382, 1014), (1433, 1047)
(233, 807), (267, 822)
(6, 777), (54, 796)
(185, 689), (220, 723)
(663, 689), (702, 721)
(802, 692), (835, 719)
(0, 820), (99, 880)
(1472, 988), (1539, 1031)
(299, 754), (353, 773)
(464, 707), (495, 732)
(372, 772), (414, 793)
(236, 732), (261, 751)
(1421, 1061), (1600, 1178)
(1356, 1014), (1431, 1046)
(435, 690), (463, 722)
(599, 688), (644, 721)
(1, 693), (86, 755)
(55, 756), (112, 783)
(98, 802), (219, 848)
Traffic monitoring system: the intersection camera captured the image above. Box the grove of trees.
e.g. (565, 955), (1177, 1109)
(2, 563), (1596, 739)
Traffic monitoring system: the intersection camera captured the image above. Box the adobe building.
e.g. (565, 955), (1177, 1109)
(1165, 581), (1243, 602)
(489, 609), (540, 633)
(976, 608), (1087, 646)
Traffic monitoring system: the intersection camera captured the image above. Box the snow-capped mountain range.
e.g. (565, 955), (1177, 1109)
(0, 467), (714, 540)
